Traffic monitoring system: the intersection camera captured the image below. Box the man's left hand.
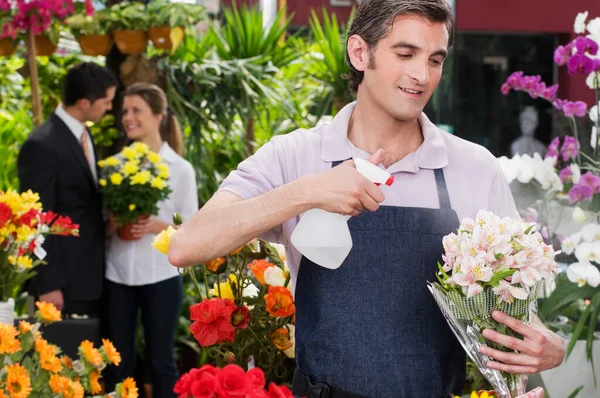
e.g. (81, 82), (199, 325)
(479, 311), (565, 374)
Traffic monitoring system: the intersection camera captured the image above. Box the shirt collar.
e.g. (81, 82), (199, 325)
(55, 104), (86, 139)
(159, 142), (178, 164)
(319, 101), (448, 172)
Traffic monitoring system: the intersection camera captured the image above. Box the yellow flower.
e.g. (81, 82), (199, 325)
(48, 374), (63, 394)
(470, 391), (497, 398)
(7, 255), (16, 265)
(150, 177), (167, 190)
(120, 377), (138, 398)
(122, 146), (138, 160)
(157, 163), (169, 179)
(152, 226), (176, 255)
(105, 156), (121, 167)
(4, 363), (32, 398)
(132, 142), (149, 155)
(36, 301), (62, 323)
(16, 225), (34, 243)
(89, 370), (102, 394)
(210, 274), (238, 300)
(97, 159), (106, 168)
(122, 161), (139, 176)
(129, 204), (136, 212)
(18, 321), (32, 335)
(0, 324), (20, 354)
(14, 255), (33, 270)
(102, 338), (121, 366)
(99, 179), (107, 187)
(147, 152), (162, 163)
(130, 170), (151, 185)
(80, 340), (103, 367)
(110, 173), (123, 185)
(19, 190), (42, 212)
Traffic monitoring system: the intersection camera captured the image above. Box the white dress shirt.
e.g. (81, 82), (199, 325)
(105, 142), (199, 286)
(55, 104), (97, 182)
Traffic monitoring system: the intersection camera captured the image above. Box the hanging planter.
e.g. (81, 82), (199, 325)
(148, 26), (184, 50)
(78, 34), (113, 56)
(34, 34), (57, 56)
(0, 38), (16, 56)
(113, 30), (148, 55)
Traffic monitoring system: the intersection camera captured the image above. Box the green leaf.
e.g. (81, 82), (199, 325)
(486, 269), (517, 287)
(567, 385), (584, 398)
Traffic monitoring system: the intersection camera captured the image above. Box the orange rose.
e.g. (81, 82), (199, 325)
(205, 257), (227, 274)
(248, 259), (275, 285)
(270, 327), (293, 350)
(264, 286), (295, 317)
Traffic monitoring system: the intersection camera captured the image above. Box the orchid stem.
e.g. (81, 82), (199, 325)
(571, 117), (581, 165)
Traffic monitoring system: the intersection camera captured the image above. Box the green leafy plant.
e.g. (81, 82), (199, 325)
(147, 1), (206, 28)
(108, 2), (149, 31)
(66, 8), (111, 36)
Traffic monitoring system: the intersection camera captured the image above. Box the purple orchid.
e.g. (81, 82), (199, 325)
(556, 100), (588, 117)
(567, 54), (594, 75)
(542, 84), (559, 100)
(501, 83), (511, 95)
(568, 184), (594, 203)
(559, 167), (573, 183)
(574, 36), (599, 56)
(546, 137), (561, 158)
(554, 45), (570, 66)
(561, 136), (580, 161)
(579, 171), (600, 193)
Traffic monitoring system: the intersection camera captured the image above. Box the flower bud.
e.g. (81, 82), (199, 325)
(173, 213), (183, 226)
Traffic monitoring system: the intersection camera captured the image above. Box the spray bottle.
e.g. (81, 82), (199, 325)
(290, 158), (394, 269)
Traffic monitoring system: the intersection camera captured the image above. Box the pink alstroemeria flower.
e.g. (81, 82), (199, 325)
(492, 280), (528, 304)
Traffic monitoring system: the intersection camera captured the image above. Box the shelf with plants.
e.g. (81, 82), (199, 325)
(108, 1), (149, 55)
(146, 1), (205, 51)
(66, 0), (112, 56)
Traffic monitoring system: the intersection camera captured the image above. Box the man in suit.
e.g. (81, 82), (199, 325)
(18, 62), (118, 316)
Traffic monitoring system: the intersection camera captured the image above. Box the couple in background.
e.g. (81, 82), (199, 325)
(17, 62), (197, 397)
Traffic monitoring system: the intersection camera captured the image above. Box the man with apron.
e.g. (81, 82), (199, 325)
(169, 1), (564, 396)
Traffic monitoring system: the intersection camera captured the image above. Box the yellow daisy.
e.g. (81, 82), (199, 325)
(147, 152), (162, 163)
(4, 363), (32, 398)
(132, 142), (149, 155)
(122, 146), (138, 160)
(130, 170), (152, 185)
(122, 161), (139, 176)
(89, 370), (102, 394)
(18, 321), (32, 335)
(110, 173), (124, 185)
(99, 179), (107, 187)
(40, 351), (62, 373)
(120, 377), (138, 398)
(157, 163), (169, 179)
(104, 156), (121, 167)
(150, 177), (167, 190)
(61, 355), (73, 369)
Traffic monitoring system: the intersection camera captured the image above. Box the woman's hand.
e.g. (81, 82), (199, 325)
(129, 216), (169, 239)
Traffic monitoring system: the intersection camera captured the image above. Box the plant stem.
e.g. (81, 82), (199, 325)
(187, 267), (204, 298)
(571, 117), (581, 165)
(202, 266), (210, 299)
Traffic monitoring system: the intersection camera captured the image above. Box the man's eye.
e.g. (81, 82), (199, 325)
(397, 54), (411, 59)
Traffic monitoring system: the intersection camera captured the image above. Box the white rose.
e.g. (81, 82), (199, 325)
(575, 11), (589, 34)
(264, 266), (286, 287)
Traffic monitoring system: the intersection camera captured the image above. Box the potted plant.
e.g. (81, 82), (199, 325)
(0, 0), (18, 56)
(67, 1), (112, 56)
(98, 142), (172, 241)
(146, 1), (205, 51)
(109, 2), (148, 55)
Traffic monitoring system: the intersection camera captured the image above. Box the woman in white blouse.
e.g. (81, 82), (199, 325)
(104, 83), (198, 398)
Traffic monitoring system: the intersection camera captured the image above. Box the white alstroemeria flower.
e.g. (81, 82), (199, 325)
(493, 280), (529, 303)
(580, 223), (600, 241)
(575, 241), (600, 263)
(587, 72), (600, 89)
(567, 262), (600, 287)
(573, 207), (588, 223)
(587, 17), (600, 38)
(264, 266), (287, 287)
(575, 11), (589, 33)
(512, 266), (542, 287)
(283, 324), (295, 358)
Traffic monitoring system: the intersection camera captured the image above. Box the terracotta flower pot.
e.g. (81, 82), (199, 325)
(34, 35), (57, 56)
(117, 215), (149, 241)
(0, 38), (15, 56)
(148, 26), (185, 50)
(113, 30), (148, 54)
(78, 34), (113, 56)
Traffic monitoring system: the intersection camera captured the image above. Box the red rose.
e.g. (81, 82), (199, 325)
(215, 364), (250, 397)
(230, 306), (251, 329)
(173, 372), (193, 397)
(267, 383), (293, 398)
(246, 387), (270, 398)
(245, 368), (265, 388)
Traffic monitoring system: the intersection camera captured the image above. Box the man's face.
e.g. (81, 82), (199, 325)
(82, 86), (116, 123)
(356, 16), (449, 121)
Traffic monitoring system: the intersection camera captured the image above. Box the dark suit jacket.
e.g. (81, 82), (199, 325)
(17, 113), (105, 302)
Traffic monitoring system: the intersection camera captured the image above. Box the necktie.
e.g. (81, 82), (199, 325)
(80, 129), (94, 173)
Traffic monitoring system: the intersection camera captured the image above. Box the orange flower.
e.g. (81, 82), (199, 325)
(248, 259), (275, 285)
(35, 301), (62, 322)
(34, 338), (51, 354)
(64, 380), (84, 398)
(61, 355), (73, 369)
(18, 321), (32, 334)
(270, 327), (293, 350)
(89, 370), (102, 394)
(205, 256), (227, 273)
(120, 377), (138, 398)
(40, 351), (62, 373)
(0, 323), (20, 354)
(0, 389), (8, 398)
(80, 340), (103, 367)
(102, 339), (121, 366)
(4, 363), (31, 398)
(230, 246), (244, 255)
(264, 286), (295, 317)
(49, 374), (64, 394)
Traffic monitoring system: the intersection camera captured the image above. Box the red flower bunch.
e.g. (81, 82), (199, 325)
(190, 298), (238, 347)
(8, 0), (74, 36)
(173, 364), (293, 398)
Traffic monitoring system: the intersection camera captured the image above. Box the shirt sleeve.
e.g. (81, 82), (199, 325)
(176, 161), (199, 223)
(218, 136), (289, 244)
(489, 161), (520, 219)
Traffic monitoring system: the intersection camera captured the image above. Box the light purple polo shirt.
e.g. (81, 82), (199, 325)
(219, 102), (518, 287)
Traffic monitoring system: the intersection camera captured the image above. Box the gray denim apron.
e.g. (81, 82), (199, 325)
(293, 160), (465, 398)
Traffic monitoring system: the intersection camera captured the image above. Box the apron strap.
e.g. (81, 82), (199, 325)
(332, 160), (452, 210)
(434, 168), (452, 209)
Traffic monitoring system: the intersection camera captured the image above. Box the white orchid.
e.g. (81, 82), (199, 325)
(575, 241), (600, 263)
(562, 233), (582, 255)
(572, 207), (588, 223)
(580, 223), (600, 241)
(575, 11), (589, 33)
(567, 262), (600, 287)
(587, 17), (600, 40)
(586, 72), (600, 89)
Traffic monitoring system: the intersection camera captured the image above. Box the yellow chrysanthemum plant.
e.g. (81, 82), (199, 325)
(98, 142), (172, 232)
(0, 190), (79, 302)
(0, 301), (137, 398)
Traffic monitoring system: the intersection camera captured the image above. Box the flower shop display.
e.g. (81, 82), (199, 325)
(153, 215), (296, 386)
(428, 210), (560, 398)
(500, 11), (600, 376)
(66, 1), (112, 56)
(98, 142), (171, 241)
(0, 300), (137, 398)
(173, 364), (293, 398)
(0, 189), (79, 324)
(108, 2), (149, 55)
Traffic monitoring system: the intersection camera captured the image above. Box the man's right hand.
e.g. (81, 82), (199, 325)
(313, 148), (387, 216)
(39, 290), (64, 311)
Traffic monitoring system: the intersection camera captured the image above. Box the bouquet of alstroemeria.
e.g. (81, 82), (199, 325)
(98, 142), (172, 237)
(0, 189), (79, 302)
(428, 210), (560, 398)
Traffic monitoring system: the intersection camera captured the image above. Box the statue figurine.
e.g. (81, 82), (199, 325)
(510, 106), (547, 157)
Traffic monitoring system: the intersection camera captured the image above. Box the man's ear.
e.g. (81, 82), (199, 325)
(347, 34), (370, 72)
(77, 98), (92, 111)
